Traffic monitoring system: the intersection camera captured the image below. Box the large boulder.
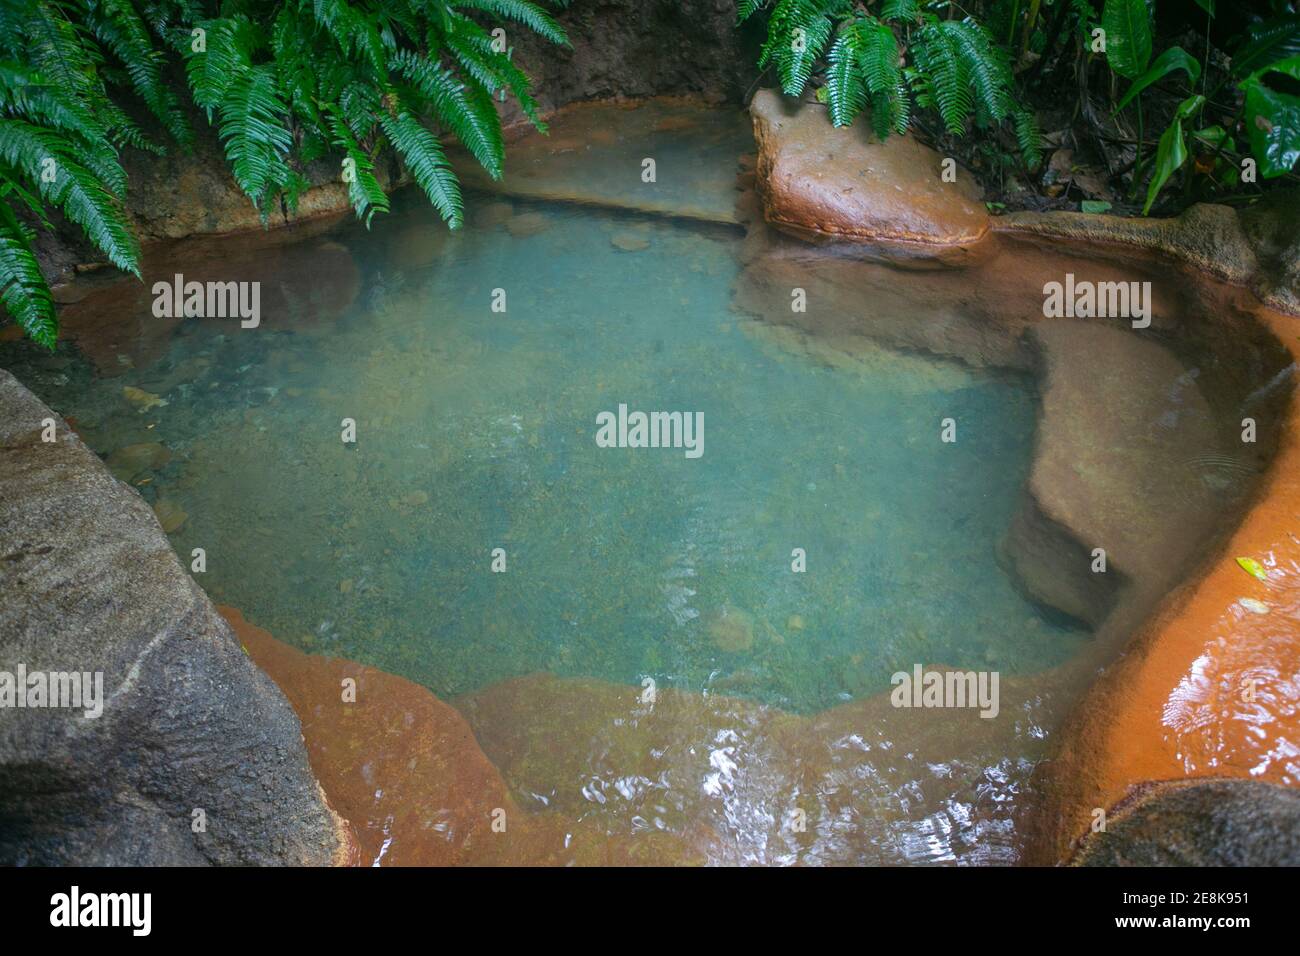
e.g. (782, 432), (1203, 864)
(1073, 779), (1300, 866)
(0, 370), (352, 865)
(749, 89), (990, 261)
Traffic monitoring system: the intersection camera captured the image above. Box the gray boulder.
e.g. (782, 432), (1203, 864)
(0, 370), (350, 865)
(1073, 779), (1300, 867)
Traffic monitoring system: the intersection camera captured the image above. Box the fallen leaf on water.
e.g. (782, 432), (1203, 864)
(1236, 556), (1269, 581)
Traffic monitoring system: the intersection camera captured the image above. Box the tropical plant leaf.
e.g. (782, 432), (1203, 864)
(1115, 45), (1200, 112)
(1231, 14), (1300, 77)
(1101, 0), (1152, 79)
(1241, 55), (1300, 179)
(0, 200), (55, 347)
(1143, 94), (1203, 214)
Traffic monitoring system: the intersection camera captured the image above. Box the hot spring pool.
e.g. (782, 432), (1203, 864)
(6, 102), (1276, 865)
(8, 194), (1090, 715)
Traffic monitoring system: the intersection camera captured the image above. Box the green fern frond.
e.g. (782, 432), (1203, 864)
(85, 0), (191, 145)
(760, 1), (846, 95)
(326, 110), (389, 226)
(0, 200), (55, 348)
(912, 19), (973, 133)
(379, 108), (462, 228)
(0, 60), (127, 195)
(308, 0), (388, 75)
(0, 119), (139, 273)
(941, 18), (1013, 124)
(215, 65), (293, 209)
(184, 16), (257, 115)
(1012, 105), (1042, 169)
(390, 48), (503, 179)
(441, 11), (546, 129)
(451, 0), (570, 48)
(880, 0), (920, 21)
(825, 31), (868, 126)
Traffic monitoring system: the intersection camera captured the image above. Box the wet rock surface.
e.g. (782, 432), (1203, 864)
(999, 190), (1300, 317)
(226, 608), (700, 866)
(749, 90), (989, 259)
(0, 371), (349, 865)
(228, 598), (1075, 865)
(453, 98), (753, 224)
(1003, 321), (1230, 627)
(1073, 780), (1300, 866)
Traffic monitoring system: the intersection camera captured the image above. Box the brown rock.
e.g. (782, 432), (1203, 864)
(152, 498), (187, 534)
(611, 232), (651, 252)
(749, 89), (990, 260)
(106, 442), (171, 482)
(506, 211), (550, 237)
(706, 604), (755, 652)
(998, 191), (1300, 317)
(227, 609), (700, 866)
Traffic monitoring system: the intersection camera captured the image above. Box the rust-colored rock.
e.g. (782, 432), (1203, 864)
(998, 191), (1300, 317)
(749, 89), (989, 259)
(1025, 307), (1300, 863)
(224, 607), (701, 865)
(1002, 321), (1233, 627)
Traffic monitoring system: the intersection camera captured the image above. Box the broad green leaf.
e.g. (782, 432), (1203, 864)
(1191, 125), (1230, 149)
(1143, 95), (1203, 214)
(1231, 14), (1300, 77)
(1081, 200), (1112, 213)
(1241, 55), (1300, 178)
(1115, 46), (1201, 112)
(1102, 0), (1153, 79)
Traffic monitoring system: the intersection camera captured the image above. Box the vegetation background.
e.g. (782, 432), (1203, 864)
(2, 0), (1298, 347)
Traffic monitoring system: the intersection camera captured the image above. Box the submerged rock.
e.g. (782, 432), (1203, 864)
(506, 211), (550, 238)
(0, 371), (351, 866)
(152, 498), (188, 534)
(707, 604), (756, 652)
(122, 385), (167, 411)
(106, 441), (171, 482)
(1000, 191), (1300, 317)
(226, 608), (700, 866)
(611, 232), (651, 252)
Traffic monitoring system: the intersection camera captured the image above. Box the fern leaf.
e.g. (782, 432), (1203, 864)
(825, 31), (868, 126)
(184, 16), (257, 116)
(379, 109), (462, 228)
(0, 61), (127, 196)
(913, 19), (975, 133)
(451, 0), (570, 48)
(0, 199), (55, 348)
(0, 119), (139, 273)
(86, 0), (191, 145)
(215, 65), (293, 209)
(880, 0), (920, 20)
(390, 48), (503, 179)
(442, 12), (546, 130)
(326, 110), (389, 226)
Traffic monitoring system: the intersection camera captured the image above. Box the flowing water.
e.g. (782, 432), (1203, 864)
(3, 102), (1275, 864)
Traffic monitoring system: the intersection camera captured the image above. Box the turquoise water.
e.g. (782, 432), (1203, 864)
(4, 191), (1085, 714)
